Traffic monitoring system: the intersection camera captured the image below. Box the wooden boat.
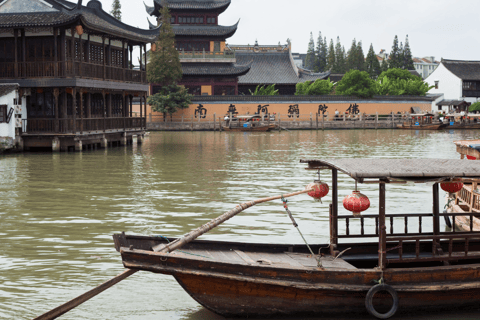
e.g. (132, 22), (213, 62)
(222, 115), (276, 132)
(396, 113), (446, 130)
(441, 114), (480, 130)
(114, 159), (480, 319)
(445, 140), (480, 231)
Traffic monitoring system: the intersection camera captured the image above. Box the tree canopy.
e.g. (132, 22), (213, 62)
(147, 2), (182, 85)
(295, 78), (334, 95)
(249, 84), (279, 96)
(147, 84), (192, 119)
(304, 32), (316, 70)
(110, 0), (121, 21)
(365, 44), (381, 78)
(336, 70), (376, 98)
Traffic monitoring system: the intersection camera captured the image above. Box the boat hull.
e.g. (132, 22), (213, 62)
(222, 124), (276, 132)
(396, 123), (445, 130)
(114, 234), (480, 318)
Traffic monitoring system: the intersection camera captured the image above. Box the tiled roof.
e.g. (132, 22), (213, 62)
(0, 83), (19, 97)
(181, 62), (251, 76)
(150, 0), (231, 12)
(0, 0), (159, 42)
(442, 59), (480, 80)
(437, 99), (469, 106)
(409, 70), (421, 77)
(171, 21), (238, 38)
(236, 52), (330, 85)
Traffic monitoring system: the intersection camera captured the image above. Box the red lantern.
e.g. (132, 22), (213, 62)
(343, 191), (370, 217)
(306, 181), (329, 201)
(440, 181), (464, 193)
(467, 155), (477, 160)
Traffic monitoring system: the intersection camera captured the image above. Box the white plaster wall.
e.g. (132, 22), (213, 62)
(426, 63), (462, 100)
(0, 90), (18, 140)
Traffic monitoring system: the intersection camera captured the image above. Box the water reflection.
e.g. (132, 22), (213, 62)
(0, 129), (479, 319)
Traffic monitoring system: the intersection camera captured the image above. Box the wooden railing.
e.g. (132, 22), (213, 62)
(179, 49), (235, 60)
(458, 184), (480, 212)
(0, 61), (146, 83)
(23, 117), (145, 134)
(334, 211), (480, 264)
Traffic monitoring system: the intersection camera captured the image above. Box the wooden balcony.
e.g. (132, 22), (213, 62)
(0, 61), (146, 84)
(22, 117), (146, 135)
(179, 49), (235, 63)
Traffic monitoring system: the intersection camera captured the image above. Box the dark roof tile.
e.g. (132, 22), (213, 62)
(442, 59), (480, 81)
(153, 0), (231, 11)
(0, 83), (19, 97)
(236, 52), (329, 85)
(181, 62), (250, 76)
(172, 21), (238, 38)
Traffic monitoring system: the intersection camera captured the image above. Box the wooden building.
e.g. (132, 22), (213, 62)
(0, 0), (159, 151)
(145, 0), (251, 96)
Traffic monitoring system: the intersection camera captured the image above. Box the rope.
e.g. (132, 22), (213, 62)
(154, 235), (212, 259)
(281, 196), (322, 267)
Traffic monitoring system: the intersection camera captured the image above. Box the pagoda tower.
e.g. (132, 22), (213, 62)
(145, 0), (250, 96)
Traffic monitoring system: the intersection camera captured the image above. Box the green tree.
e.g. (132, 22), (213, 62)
(355, 41), (366, 71)
(378, 68), (420, 82)
(147, 1), (182, 85)
(295, 78), (334, 95)
(110, 0), (122, 21)
(375, 68), (432, 96)
(469, 102), (480, 112)
(147, 84), (192, 121)
(304, 32), (316, 70)
(403, 35), (415, 70)
(346, 39), (357, 71)
(314, 32), (327, 72)
(389, 35), (402, 69)
(333, 37), (346, 73)
(365, 44), (381, 78)
(336, 70), (376, 98)
(326, 39), (335, 71)
(249, 84), (279, 96)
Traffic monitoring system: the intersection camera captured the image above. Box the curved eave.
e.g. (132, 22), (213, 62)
(151, 0), (231, 15)
(173, 20), (238, 39)
(0, 12), (81, 28)
(182, 63), (251, 77)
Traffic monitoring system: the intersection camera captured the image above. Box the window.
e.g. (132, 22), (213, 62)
(171, 17), (175, 23)
(0, 105), (6, 123)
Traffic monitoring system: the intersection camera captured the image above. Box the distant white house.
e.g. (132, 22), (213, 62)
(0, 84), (25, 152)
(426, 59), (480, 105)
(413, 57), (439, 79)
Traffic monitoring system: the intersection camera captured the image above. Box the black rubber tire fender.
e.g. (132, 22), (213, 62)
(365, 283), (399, 319)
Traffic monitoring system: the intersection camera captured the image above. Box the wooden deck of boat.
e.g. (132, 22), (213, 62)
(164, 247), (357, 270)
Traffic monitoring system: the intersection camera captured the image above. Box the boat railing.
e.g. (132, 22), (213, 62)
(457, 184), (480, 212)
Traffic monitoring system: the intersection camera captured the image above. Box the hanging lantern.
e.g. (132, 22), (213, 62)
(306, 180), (329, 201)
(467, 155), (477, 160)
(440, 181), (464, 194)
(151, 43), (157, 52)
(343, 181), (370, 217)
(75, 25), (83, 36)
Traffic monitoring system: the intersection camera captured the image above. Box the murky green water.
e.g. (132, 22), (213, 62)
(1, 129), (480, 320)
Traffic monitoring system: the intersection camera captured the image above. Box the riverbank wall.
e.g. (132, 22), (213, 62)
(145, 95), (436, 131)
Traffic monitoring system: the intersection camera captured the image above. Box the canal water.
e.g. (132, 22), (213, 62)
(1, 129), (480, 320)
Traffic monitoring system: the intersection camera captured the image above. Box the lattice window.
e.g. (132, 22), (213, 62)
(110, 49), (123, 68)
(89, 44), (104, 65)
(0, 105), (6, 123)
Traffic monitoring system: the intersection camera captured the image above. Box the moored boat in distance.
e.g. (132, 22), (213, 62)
(114, 158), (480, 319)
(397, 113), (446, 130)
(222, 114), (276, 132)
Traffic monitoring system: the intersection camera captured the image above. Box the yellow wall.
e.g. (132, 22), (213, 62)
(201, 86), (212, 95)
(220, 41), (225, 52)
(145, 101), (431, 120)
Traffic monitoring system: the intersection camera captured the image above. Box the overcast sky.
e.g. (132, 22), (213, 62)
(99, 0), (479, 61)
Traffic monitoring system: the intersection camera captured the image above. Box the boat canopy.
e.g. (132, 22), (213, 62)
(300, 158), (480, 182)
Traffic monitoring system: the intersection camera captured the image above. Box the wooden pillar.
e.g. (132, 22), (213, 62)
(60, 28), (66, 76)
(86, 92), (92, 119)
(72, 87), (77, 134)
(122, 40), (126, 81)
(71, 27), (75, 76)
(62, 90), (67, 133)
(122, 92), (126, 131)
(78, 33), (83, 76)
(102, 36), (106, 80)
(433, 183), (440, 235)
(129, 95), (133, 118)
(143, 44), (147, 83)
(129, 45), (133, 69)
(86, 34), (90, 63)
(53, 88), (59, 133)
(14, 29), (18, 77)
(53, 28), (58, 77)
(21, 29), (26, 77)
(79, 89), (84, 134)
(144, 93), (147, 129)
(107, 93), (112, 118)
(378, 182), (387, 270)
(102, 90), (106, 132)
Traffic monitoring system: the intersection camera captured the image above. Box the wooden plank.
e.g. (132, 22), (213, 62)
(234, 250), (256, 265)
(285, 252), (318, 268)
(319, 256), (357, 270)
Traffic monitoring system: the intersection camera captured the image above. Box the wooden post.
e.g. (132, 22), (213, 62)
(375, 112), (378, 130)
(102, 36), (106, 80)
(343, 113), (346, 122)
(219, 117), (222, 131)
(315, 113), (318, 130)
(229, 112), (232, 128)
(72, 87), (77, 134)
(53, 28), (58, 77)
(54, 88), (59, 133)
(14, 29), (18, 78)
(433, 183), (440, 236)
(310, 112), (312, 129)
(102, 90), (106, 132)
(331, 169), (338, 253)
(78, 33), (83, 77)
(191, 114), (194, 131)
(322, 112), (326, 130)
(378, 182), (387, 270)
(79, 89), (83, 134)
(71, 27), (75, 77)
(21, 29), (26, 77)
(213, 112), (216, 131)
(122, 92), (126, 132)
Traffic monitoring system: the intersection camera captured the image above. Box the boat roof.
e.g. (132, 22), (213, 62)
(410, 113), (435, 116)
(300, 158), (480, 182)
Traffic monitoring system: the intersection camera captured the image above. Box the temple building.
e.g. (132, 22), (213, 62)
(232, 41), (331, 95)
(0, 0), (158, 151)
(145, 0), (251, 96)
